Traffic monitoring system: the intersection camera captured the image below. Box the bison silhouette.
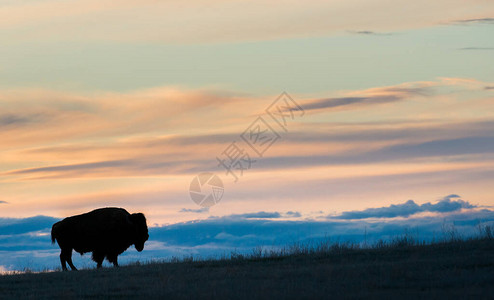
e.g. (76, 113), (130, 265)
(51, 207), (149, 271)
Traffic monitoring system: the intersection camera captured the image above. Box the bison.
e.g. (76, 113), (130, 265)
(51, 207), (149, 271)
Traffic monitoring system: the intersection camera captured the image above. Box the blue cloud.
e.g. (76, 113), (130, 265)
(285, 211), (302, 217)
(335, 200), (422, 219)
(219, 212), (282, 219)
(0, 216), (59, 235)
(0, 203), (492, 271)
(179, 207), (209, 213)
(334, 195), (475, 219)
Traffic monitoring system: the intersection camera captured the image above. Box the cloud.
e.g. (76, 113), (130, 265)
(3, 120), (494, 183)
(0, 201), (7, 204)
(1, 156), (212, 180)
(352, 30), (377, 35)
(0, 114), (29, 127)
(0, 78), (493, 221)
(458, 47), (494, 50)
(421, 194), (475, 213)
(335, 200), (421, 219)
(452, 18), (494, 25)
(334, 195), (476, 219)
(233, 134), (494, 174)
(6, 130), (494, 181)
(6, 160), (132, 175)
(222, 212), (282, 219)
(0, 1), (493, 43)
(348, 30), (392, 36)
(139, 207), (494, 252)
(1, 205), (494, 271)
(285, 211), (302, 218)
(302, 96), (400, 111)
(231, 211), (302, 219)
(0, 87), (239, 149)
(0, 113), (48, 129)
(0, 216), (59, 235)
(179, 207), (209, 213)
(376, 136), (494, 159)
(300, 85), (431, 113)
(2, 123), (494, 190)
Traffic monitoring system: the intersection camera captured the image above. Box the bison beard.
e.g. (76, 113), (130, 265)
(51, 207), (149, 271)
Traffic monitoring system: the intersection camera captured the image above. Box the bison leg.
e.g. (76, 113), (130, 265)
(107, 254), (119, 267)
(60, 248), (77, 271)
(59, 251), (68, 271)
(66, 250), (78, 271)
(92, 251), (105, 268)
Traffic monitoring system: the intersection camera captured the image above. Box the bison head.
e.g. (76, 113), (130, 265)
(127, 213), (149, 252)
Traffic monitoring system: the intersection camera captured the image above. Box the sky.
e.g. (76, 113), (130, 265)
(0, 1), (494, 271)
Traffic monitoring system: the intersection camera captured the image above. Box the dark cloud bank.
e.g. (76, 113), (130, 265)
(0, 195), (492, 271)
(335, 194), (474, 219)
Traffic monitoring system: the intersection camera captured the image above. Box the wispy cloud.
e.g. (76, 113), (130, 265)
(6, 160), (132, 175)
(0, 87), (247, 151)
(452, 18), (494, 25)
(347, 30), (392, 36)
(0, 114), (29, 127)
(220, 212), (282, 219)
(302, 95), (400, 112)
(0, 78), (492, 184)
(300, 85), (431, 113)
(1, 78), (493, 222)
(179, 207), (209, 213)
(0, 1), (492, 43)
(0, 113), (47, 128)
(6, 120), (493, 180)
(458, 47), (494, 50)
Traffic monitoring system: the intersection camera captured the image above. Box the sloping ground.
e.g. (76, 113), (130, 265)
(1, 239), (493, 299)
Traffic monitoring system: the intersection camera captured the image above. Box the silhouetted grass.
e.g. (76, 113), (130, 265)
(1, 225), (493, 299)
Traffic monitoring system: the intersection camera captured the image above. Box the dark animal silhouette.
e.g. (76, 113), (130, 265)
(51, 207), (149, 271)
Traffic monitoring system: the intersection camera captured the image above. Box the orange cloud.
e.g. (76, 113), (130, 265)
(1, 1), (493, 43)
(1, 79), (493, 223)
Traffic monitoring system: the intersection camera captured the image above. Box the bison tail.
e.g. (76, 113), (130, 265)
(51, 224), (57, 244)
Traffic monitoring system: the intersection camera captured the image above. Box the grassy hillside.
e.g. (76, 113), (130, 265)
(1, 234), (494, 299)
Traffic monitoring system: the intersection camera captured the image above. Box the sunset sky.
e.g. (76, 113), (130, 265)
(1, 1), (494, 271)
